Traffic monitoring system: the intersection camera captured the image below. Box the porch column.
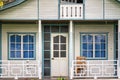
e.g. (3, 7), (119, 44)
(118, 20), (120, 78)
(38, 20), (42, 79)
(69, 20), (74, 79)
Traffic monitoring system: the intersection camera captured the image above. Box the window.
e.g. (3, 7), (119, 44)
(61, 0), (83, 3)
(81, 33), (107, 59)
(8, 33), (36, 60)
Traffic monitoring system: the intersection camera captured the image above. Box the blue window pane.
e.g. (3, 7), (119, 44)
(10, 51), (15, 58)
(29, 51), (34, 58)
(16, 44), (21, 50)
(82, 35), (87, 42)
(16, 51), (21, 58)
(16, 35), (21, 42)
(23, 51), (29, 58)
(95, 43), (101, 49)
(101, 51), (105, 57)
(23, 35), (29, 42)
(23, 44), (29, 50)
(95, 35), (102, 42)
(88, 43), (93, 50)
(95, 51), (101, 57)
(83, 51), (87, 57)
(10, 35), (15, 42)
(29, 44), (34, 50)
(29, 35), (34, 42)
(88, 35), (93, 42)
(101, 43), (105, 49)
(101, 35), (105, 42)
(82, 43), (87, 50)
(88, 51), (93, 57)
(10, 43), (15, 50)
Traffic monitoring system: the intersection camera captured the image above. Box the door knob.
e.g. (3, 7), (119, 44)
(52, 58), (54, 60)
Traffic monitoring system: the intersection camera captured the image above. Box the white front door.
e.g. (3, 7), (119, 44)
(51, 33), (68, 77)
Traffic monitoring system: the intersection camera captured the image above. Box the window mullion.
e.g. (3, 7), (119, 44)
(93, 35), (95, 59)
(21, 35), (23, 59)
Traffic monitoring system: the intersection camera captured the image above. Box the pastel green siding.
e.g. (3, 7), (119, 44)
(0, 0), (38, 19)
(85, 0), (104, 19)
(39, 0), (58, 19)
(105, 0), (120, 19)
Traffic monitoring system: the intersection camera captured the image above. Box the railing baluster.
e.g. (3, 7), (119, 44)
(60, 4), (83, 19)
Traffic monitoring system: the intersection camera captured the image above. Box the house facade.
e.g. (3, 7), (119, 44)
(0, 0), (120, 80)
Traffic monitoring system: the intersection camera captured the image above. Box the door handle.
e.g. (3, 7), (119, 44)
(52, 58), (54, 60)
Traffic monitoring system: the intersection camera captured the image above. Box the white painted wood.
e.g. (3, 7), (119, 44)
(118, 20), (120, 78)
(0, 0), (38, 19)
(39, 0), (58, 19)
(69, 20), (74, 79)
(38, 20), (42, 79)
(85, 0), (103, 19)
(60, 4), (83, 19)
(51, 33), (68, 77)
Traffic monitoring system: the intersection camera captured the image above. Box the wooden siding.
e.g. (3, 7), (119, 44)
(105, 0), (120, 19)
(74, 24), (114, 60)
(2, 24), (39, 60)
(85, 0), (103, 19)
(0, 0), (38, 19)
(39, 0), (58, 19)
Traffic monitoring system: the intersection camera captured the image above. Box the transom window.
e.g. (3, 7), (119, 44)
(81, 33), (107, 59)
(8, 33), (36, 60)
(61, 0), (83, 3)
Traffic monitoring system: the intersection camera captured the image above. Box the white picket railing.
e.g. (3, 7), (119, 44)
(0, 60), (40, 79)
(60, 4), (83, 19)
(71, 60), (118, 79)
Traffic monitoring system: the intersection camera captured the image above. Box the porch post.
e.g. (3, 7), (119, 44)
(69, 20), (74, 79)
(38, 20), (42, 79)
(118, 20), (120, 78)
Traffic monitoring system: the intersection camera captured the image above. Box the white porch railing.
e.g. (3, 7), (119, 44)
(71, 60), (118, 79)
(0, 60), (40, 79)
(60, 4), (83, 19)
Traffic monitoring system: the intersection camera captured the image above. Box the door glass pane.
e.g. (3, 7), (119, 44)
(44, 68), (50, 76)
(61, 44), (66, 50)
(54, 51), (59, 57)
(44, 60), (50, 67)
(44, 33), (50, 41)
(60, 36), (66, 43)
(54, 44), (59, 50)
(54, 36), (59, 43)
(44, 42), (50, 50)
(60, 51), (66, 57)
(44, 51), (50, 58)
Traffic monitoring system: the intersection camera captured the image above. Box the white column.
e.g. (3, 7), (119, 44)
(38, 20), (42, 79)
(69, 20), (74, 79)
(118, 20), (120, 78)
